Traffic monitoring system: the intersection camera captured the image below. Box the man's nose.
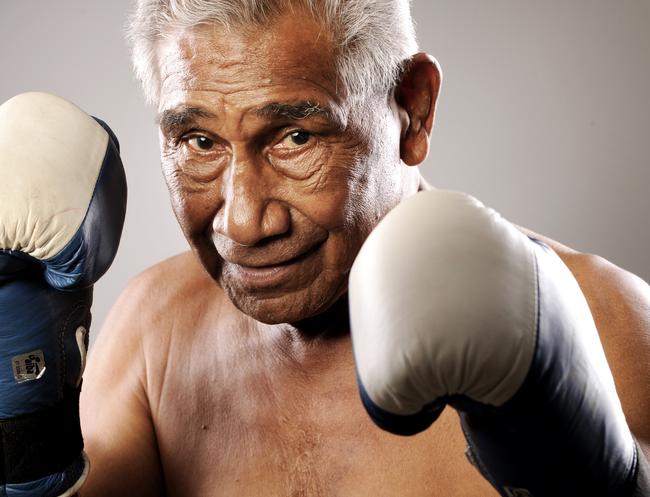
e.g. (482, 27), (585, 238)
(213, 155), (290, 246)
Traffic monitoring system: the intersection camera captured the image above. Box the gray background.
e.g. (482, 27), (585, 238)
(1, 1), (649, 342)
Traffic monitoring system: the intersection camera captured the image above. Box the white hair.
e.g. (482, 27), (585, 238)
(126, 0), (418, 106)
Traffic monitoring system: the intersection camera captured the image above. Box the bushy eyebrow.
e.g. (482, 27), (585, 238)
(157, 100), (343, 135)
(254, 101), (334, 121)
(158, 107), (216, 134)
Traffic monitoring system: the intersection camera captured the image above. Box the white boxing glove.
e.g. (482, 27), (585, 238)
(349, 190), (643, 497)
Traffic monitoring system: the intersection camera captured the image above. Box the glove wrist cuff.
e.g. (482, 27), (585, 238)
(0, 385), (83, 485)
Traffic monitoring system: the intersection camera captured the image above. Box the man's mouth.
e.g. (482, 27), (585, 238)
(224, 242), (323, 290)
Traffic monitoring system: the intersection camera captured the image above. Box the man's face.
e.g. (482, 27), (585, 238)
(156, 12), (408, 324)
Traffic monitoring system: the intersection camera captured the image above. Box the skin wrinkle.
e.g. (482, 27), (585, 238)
(156, 26), (382, 318)
(253, 333), (331, 495)
(159, 19), (341, 104)
(213, 218), (326, 268)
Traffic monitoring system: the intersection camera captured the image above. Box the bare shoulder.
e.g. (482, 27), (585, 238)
(116, 251), (218, 320)
(518, 226), (650, 446)
(79, 252), (228, 496)
(135, 250), (212, 292)
(517, 226), (650, 333)
(101, 251), (228, 338)
(88, 250), (235, 399)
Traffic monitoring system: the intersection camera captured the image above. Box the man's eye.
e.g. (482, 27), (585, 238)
(278, 130), (313, 149)
(185, 135), (215, 152)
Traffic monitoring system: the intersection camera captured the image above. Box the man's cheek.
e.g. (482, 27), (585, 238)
(161, 166), (216, 232)
(292, 173), (362, 230)
(161, 160), (194, 221)
(302, 195), (349, 230)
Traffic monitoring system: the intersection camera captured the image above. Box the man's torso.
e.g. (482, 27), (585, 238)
(82, 233), (649, 497)
(140, 253), (498, 496)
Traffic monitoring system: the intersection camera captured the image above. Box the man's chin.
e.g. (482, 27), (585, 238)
(222, 283), (338, 325)
(227, 291), (310, 324)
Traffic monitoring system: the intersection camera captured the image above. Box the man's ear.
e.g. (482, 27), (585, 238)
(396, 53), (442, 166)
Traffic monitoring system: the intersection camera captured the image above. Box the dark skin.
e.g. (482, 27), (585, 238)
(78, 10), (650, 497)
(154, 13), (427, 326)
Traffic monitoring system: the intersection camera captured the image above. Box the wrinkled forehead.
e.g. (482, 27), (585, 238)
(154, 11), (344, 108)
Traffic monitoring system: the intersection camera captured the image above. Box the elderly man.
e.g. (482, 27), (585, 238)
(0, 1), (648, 496)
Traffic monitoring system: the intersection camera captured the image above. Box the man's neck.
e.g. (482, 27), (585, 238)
(255, 295), (352, 372)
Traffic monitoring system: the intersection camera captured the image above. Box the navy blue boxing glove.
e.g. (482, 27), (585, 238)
(350, 190), (645, 497)
(0, 92), (126, 496)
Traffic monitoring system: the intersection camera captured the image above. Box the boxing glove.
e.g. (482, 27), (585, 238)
(0, 92), (127, 496)
(350, 190), (646, 497)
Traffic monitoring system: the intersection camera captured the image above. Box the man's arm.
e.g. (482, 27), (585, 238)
(78, 273), (166, 497)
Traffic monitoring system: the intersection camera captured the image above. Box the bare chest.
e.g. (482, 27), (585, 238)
(150, 342), (496, 497)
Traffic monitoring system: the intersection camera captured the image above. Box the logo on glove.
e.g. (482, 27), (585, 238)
(12, 350), (46, 382)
